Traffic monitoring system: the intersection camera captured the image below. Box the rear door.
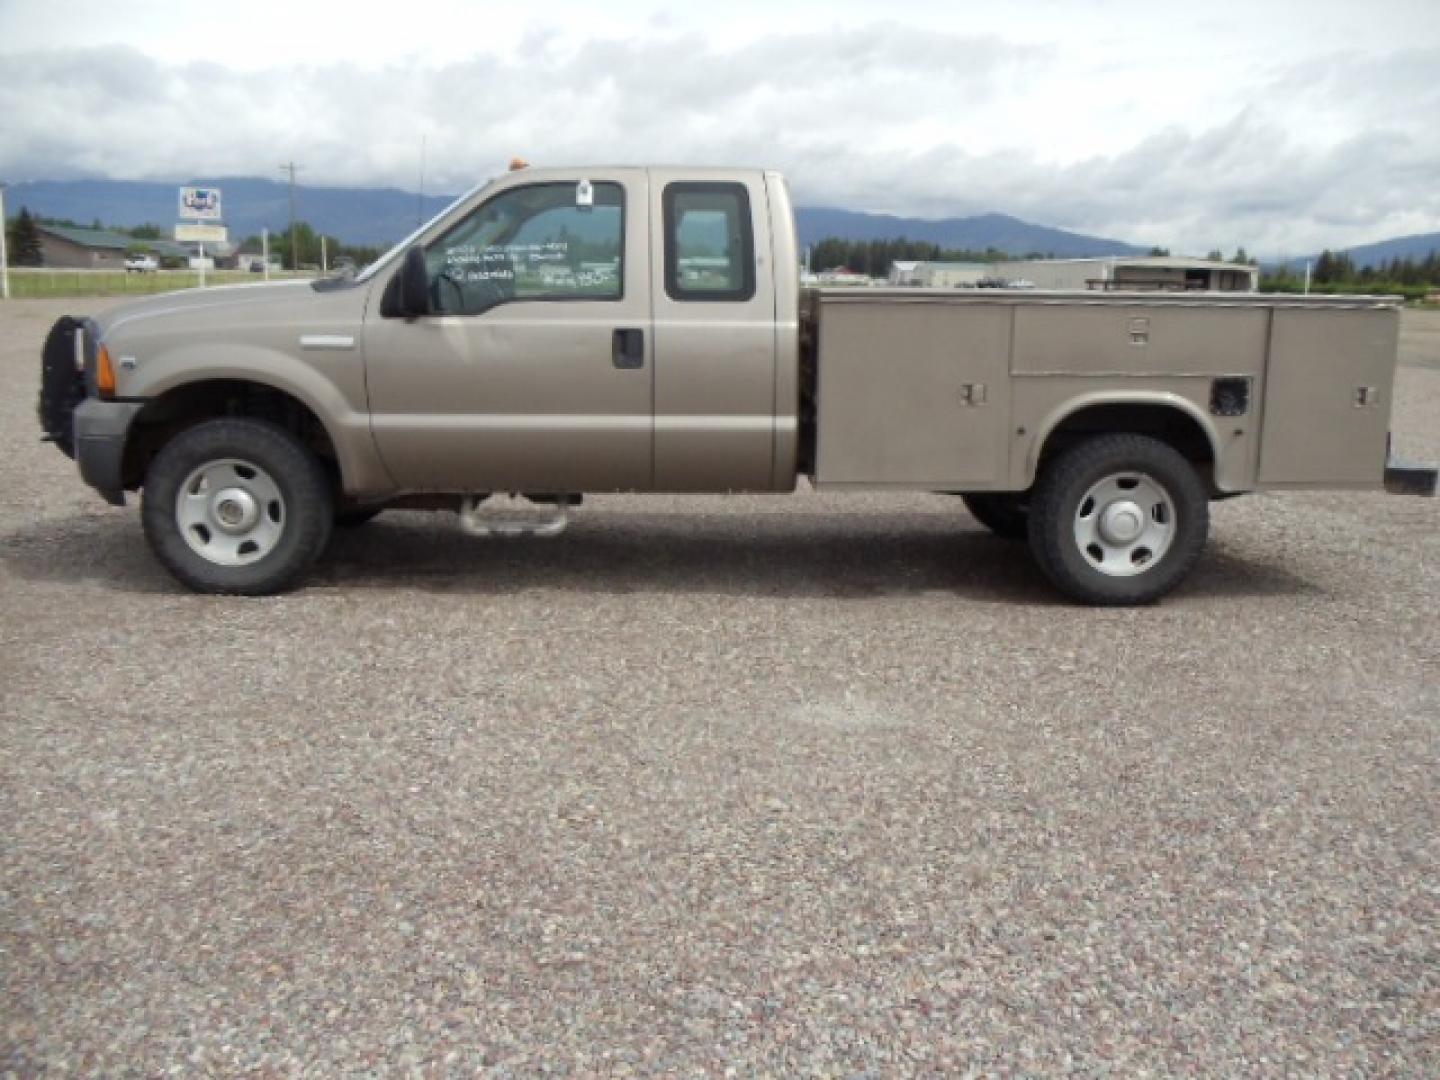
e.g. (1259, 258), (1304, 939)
(363, 169), (653, 491)
(649, 170), (777, 491)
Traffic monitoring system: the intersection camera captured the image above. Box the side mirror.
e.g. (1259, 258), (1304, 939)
(401, 246), (430, 315)
(381, 245), (431, 318)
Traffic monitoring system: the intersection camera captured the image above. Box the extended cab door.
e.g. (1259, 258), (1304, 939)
(363, 170), (653, 491)
(649, 170), (778, 490)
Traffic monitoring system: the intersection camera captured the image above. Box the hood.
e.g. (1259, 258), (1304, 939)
(93, 280), (321, 340)
(92, 275), (378, 402)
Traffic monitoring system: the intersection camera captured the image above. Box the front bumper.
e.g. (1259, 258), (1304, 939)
(74, 398), (145, 506)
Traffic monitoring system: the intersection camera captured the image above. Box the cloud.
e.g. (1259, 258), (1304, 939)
(1, 28), (1437, 254)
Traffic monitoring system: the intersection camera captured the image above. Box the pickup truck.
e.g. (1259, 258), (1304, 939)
(37, 165), (1437, 604)
(124, 254), (159, 273)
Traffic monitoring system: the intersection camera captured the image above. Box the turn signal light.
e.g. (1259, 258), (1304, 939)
(96, 343), (117, 397)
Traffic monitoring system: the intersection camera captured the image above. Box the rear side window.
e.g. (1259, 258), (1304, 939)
(663, 183), (755, 302)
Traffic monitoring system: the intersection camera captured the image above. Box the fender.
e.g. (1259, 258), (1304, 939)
(124, 342), (396, 496)
(1023, 389), (1243, 492)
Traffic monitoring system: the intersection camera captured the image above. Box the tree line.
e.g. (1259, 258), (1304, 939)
(235, 224), (383, 271)
(1259, 249), (1440, 300)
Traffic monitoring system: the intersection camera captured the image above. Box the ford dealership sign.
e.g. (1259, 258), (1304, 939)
(178, 186), (222, 221)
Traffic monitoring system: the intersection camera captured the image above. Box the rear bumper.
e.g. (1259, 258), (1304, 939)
(74, 398), (144, 506)
(1382, 432), (1437, 497)
(1385, 459), (1438, 496)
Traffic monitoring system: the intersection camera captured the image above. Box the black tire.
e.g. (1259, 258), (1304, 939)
(962, 492), (1029, 540)
(37, 316), (87, 459)
(334, 506), (384, 528)
(141, 418), (333, 595)
(1028, 434), (1208, 606)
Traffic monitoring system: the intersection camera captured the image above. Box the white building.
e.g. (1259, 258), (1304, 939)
(888, 261), (922, 285)
(990, 256), (1257, 292)
(908, 262), (993, 287)
(808, 267), (875, 286)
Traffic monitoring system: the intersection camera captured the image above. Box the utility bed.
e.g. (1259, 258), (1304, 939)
(804, 289), (1401, 494)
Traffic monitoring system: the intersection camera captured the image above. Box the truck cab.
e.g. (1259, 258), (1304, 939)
(360, 166), (799, 494)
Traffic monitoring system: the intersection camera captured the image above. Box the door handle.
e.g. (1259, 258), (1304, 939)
(612, 328), (644, 369)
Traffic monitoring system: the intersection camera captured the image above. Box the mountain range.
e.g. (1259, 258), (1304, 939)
(793, 207), (1145, 257)
(1305, 232), (1440, 267)
(6, 177), (1438, 265)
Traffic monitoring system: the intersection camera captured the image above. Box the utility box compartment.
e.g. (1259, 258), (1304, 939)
(1258, 307), (1399, 486)
(812, 295), (1011, 487)
(1011, 304), (1270, 376)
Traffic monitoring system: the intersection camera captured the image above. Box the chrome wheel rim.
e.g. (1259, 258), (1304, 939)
(176, 458), (286, 566)
(1073, 472), (1175, 577)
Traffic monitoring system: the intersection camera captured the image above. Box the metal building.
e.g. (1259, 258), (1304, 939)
(36, 225), (135, 269)
(907, 261), (993, 288)
(992, 256), (1258, 292)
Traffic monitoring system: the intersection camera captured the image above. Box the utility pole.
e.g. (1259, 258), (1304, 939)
(280, 162), (300, 271)
(0, 182), (9, 301)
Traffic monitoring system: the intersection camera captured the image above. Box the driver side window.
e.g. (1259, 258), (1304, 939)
(426, 182), (625, 315)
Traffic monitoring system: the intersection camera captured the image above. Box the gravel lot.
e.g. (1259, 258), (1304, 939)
(2, 298), (1436, 1074)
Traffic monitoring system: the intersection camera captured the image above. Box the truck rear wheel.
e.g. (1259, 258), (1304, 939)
(141, 418), (333, 594)
(961, 493), (1029, 539)
(1028, 434), (1208, 605)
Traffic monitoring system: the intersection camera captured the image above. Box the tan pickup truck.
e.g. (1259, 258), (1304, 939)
(38, 165), (1436, 604)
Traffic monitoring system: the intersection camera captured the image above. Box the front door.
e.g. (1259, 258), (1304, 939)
(363, 171), (653, 491)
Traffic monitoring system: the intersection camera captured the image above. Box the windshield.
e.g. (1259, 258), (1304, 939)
(354, 175), (499, 284)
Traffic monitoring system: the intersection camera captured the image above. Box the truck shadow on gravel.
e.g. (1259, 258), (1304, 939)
(3, 510), (1323, 603)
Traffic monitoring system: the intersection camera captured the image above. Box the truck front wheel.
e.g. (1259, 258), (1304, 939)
(1028, 434), (1208, 605)
(142, 418), (334, 594)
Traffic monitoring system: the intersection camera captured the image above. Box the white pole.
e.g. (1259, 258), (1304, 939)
(1303, 261), (1312, 295)
(198, 242), (206, 288)
(262, 228), (270, 280)
(321, 235), (327, 274)
(0, 184), (10, 300)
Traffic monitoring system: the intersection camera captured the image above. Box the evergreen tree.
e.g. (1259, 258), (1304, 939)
(9, 207), (44, 266)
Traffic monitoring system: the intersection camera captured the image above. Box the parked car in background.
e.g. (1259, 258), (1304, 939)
(124, 254), (158, 273)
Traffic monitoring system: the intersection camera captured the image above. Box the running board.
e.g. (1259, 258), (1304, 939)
(458, 494), (571, 538)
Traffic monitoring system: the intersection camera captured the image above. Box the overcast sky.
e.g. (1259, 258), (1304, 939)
(2, 0), (1437, 254)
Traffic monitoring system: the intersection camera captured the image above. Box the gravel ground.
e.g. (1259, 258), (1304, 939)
(2, 298), (1436, 1075)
